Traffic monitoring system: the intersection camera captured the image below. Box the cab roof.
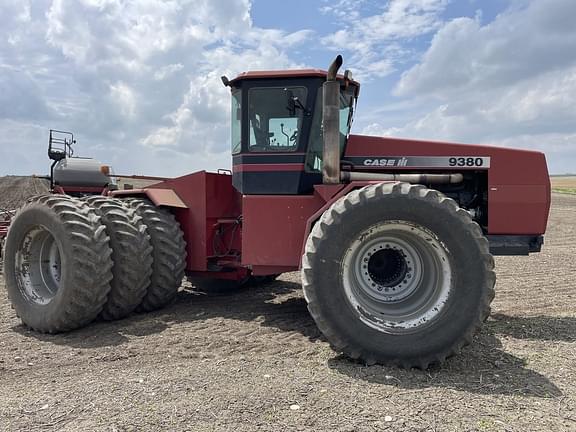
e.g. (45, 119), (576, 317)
(229, 69), (359, 86)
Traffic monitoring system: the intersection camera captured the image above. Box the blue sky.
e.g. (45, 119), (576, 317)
(1, 0), (575, 176)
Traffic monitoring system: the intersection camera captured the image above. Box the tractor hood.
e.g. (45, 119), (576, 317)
(343, 134), (551, 235)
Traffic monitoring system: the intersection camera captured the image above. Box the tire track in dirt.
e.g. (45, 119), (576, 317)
(493, 193), (576, 316)
(0, 176), (49, 211)
(145, 285), (324, 360)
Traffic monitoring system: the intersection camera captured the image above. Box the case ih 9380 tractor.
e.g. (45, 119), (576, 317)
(3, 56), (550, 368)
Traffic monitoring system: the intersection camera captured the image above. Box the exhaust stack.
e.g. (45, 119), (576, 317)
(322, 55), (343, 184)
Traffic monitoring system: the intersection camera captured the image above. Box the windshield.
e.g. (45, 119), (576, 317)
(305, 85), (356, 172)
(248, 86), (308, 152)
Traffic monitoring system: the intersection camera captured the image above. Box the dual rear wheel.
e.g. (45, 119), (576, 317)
(3, 195), (186, 333)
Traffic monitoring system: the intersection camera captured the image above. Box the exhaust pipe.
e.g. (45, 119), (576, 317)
(322, 55), (343, 184)
(341, 171), (464, 184)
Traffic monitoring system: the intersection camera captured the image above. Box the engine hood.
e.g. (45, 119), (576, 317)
(344, 134), (551, 235)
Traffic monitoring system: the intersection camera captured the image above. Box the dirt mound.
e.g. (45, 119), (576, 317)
(0, 176), (50, 213)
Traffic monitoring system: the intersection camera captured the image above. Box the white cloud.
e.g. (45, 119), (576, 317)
(360, 0), (576, 173)
(0, 66), (53, 121)
(109, 82), (137, 119)
(0, 119), (47, 177)
(153, 64), (184, 81)
(396, 0), (576, 97)
(0, 0), (312, 176)
(361, 122), (391, 137)
(320, 0), (368, 20)
(321, 0), (449, 79)
(140, 28), (310, 156)
(383, 66), (576, 141)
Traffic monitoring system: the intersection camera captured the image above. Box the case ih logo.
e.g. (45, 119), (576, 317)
(363, 158), (408, 167)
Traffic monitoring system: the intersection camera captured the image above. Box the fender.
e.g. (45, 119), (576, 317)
(110, 187), (188, 209)
(299, 180), (391, 268)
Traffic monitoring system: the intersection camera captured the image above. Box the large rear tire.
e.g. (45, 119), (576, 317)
(127, 199), (186, 311)
(301, 182), (495, 368)
(3, 195), (113, 332)
(84, 197), (153, 320)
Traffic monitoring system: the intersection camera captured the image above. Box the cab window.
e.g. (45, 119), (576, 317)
(248, 86), (308, 152)
(231, 89), (242, 154)
(305, 86), (356, 172)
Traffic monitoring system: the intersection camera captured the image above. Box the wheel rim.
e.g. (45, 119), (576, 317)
(14, 226), (62, 305)
(342, 220), (452, 334)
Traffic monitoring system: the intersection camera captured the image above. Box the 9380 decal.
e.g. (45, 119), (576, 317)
(344, 156), (491, 169)
(448, 157), (486, 167)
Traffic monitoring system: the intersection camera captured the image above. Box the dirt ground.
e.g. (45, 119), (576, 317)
(551, 176), (576, 194)
(0, 192), (574, 432)
(0, 177), (49, 213)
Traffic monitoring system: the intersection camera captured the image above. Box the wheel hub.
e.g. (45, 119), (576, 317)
(342, 221), (452, 334)
(357, 238), (421, 303)
(367, 248), (408, 287)
(15, 226), (62, 305)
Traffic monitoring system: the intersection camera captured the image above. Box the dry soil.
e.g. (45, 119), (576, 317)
(0, 188), (574, 432)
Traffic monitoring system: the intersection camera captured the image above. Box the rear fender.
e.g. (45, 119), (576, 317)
(110, 188), (188, 209)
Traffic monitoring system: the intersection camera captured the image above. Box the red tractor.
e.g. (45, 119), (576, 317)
(2, 56), (550, 368)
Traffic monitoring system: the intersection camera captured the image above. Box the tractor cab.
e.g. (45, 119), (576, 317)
(224, 69), (359, 195)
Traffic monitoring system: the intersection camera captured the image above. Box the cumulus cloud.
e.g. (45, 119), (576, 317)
(360, 0), (576, 173)
(321, 0), (449, 79)
(0, 0), (311, 176)
(153, 64), (184, 81)
(0, 66), (53, 121)
(395, 0), (576, 97)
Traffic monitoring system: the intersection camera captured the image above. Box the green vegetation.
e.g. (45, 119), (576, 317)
(550, 176), (576, 195)
(552, 187), (576, 195)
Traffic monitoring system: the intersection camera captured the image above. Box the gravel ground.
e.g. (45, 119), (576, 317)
(0, 193), (574, 432)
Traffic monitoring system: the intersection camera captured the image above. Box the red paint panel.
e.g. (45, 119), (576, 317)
(230, 69), (359, 86)
(488, 185), (549, 234)
(242, 182), (385, 269)
(111, 188), (146, 197)
(345, 135), (551, 235)
(242, 195), (324, 268)
(487, 147), (550, 234)
(346, 135), (501, 157)
(142, 188), (188, 208)
(142, 171), (241, 272)
(113, 187), (187, 207)
(234, 163), (305, 172)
